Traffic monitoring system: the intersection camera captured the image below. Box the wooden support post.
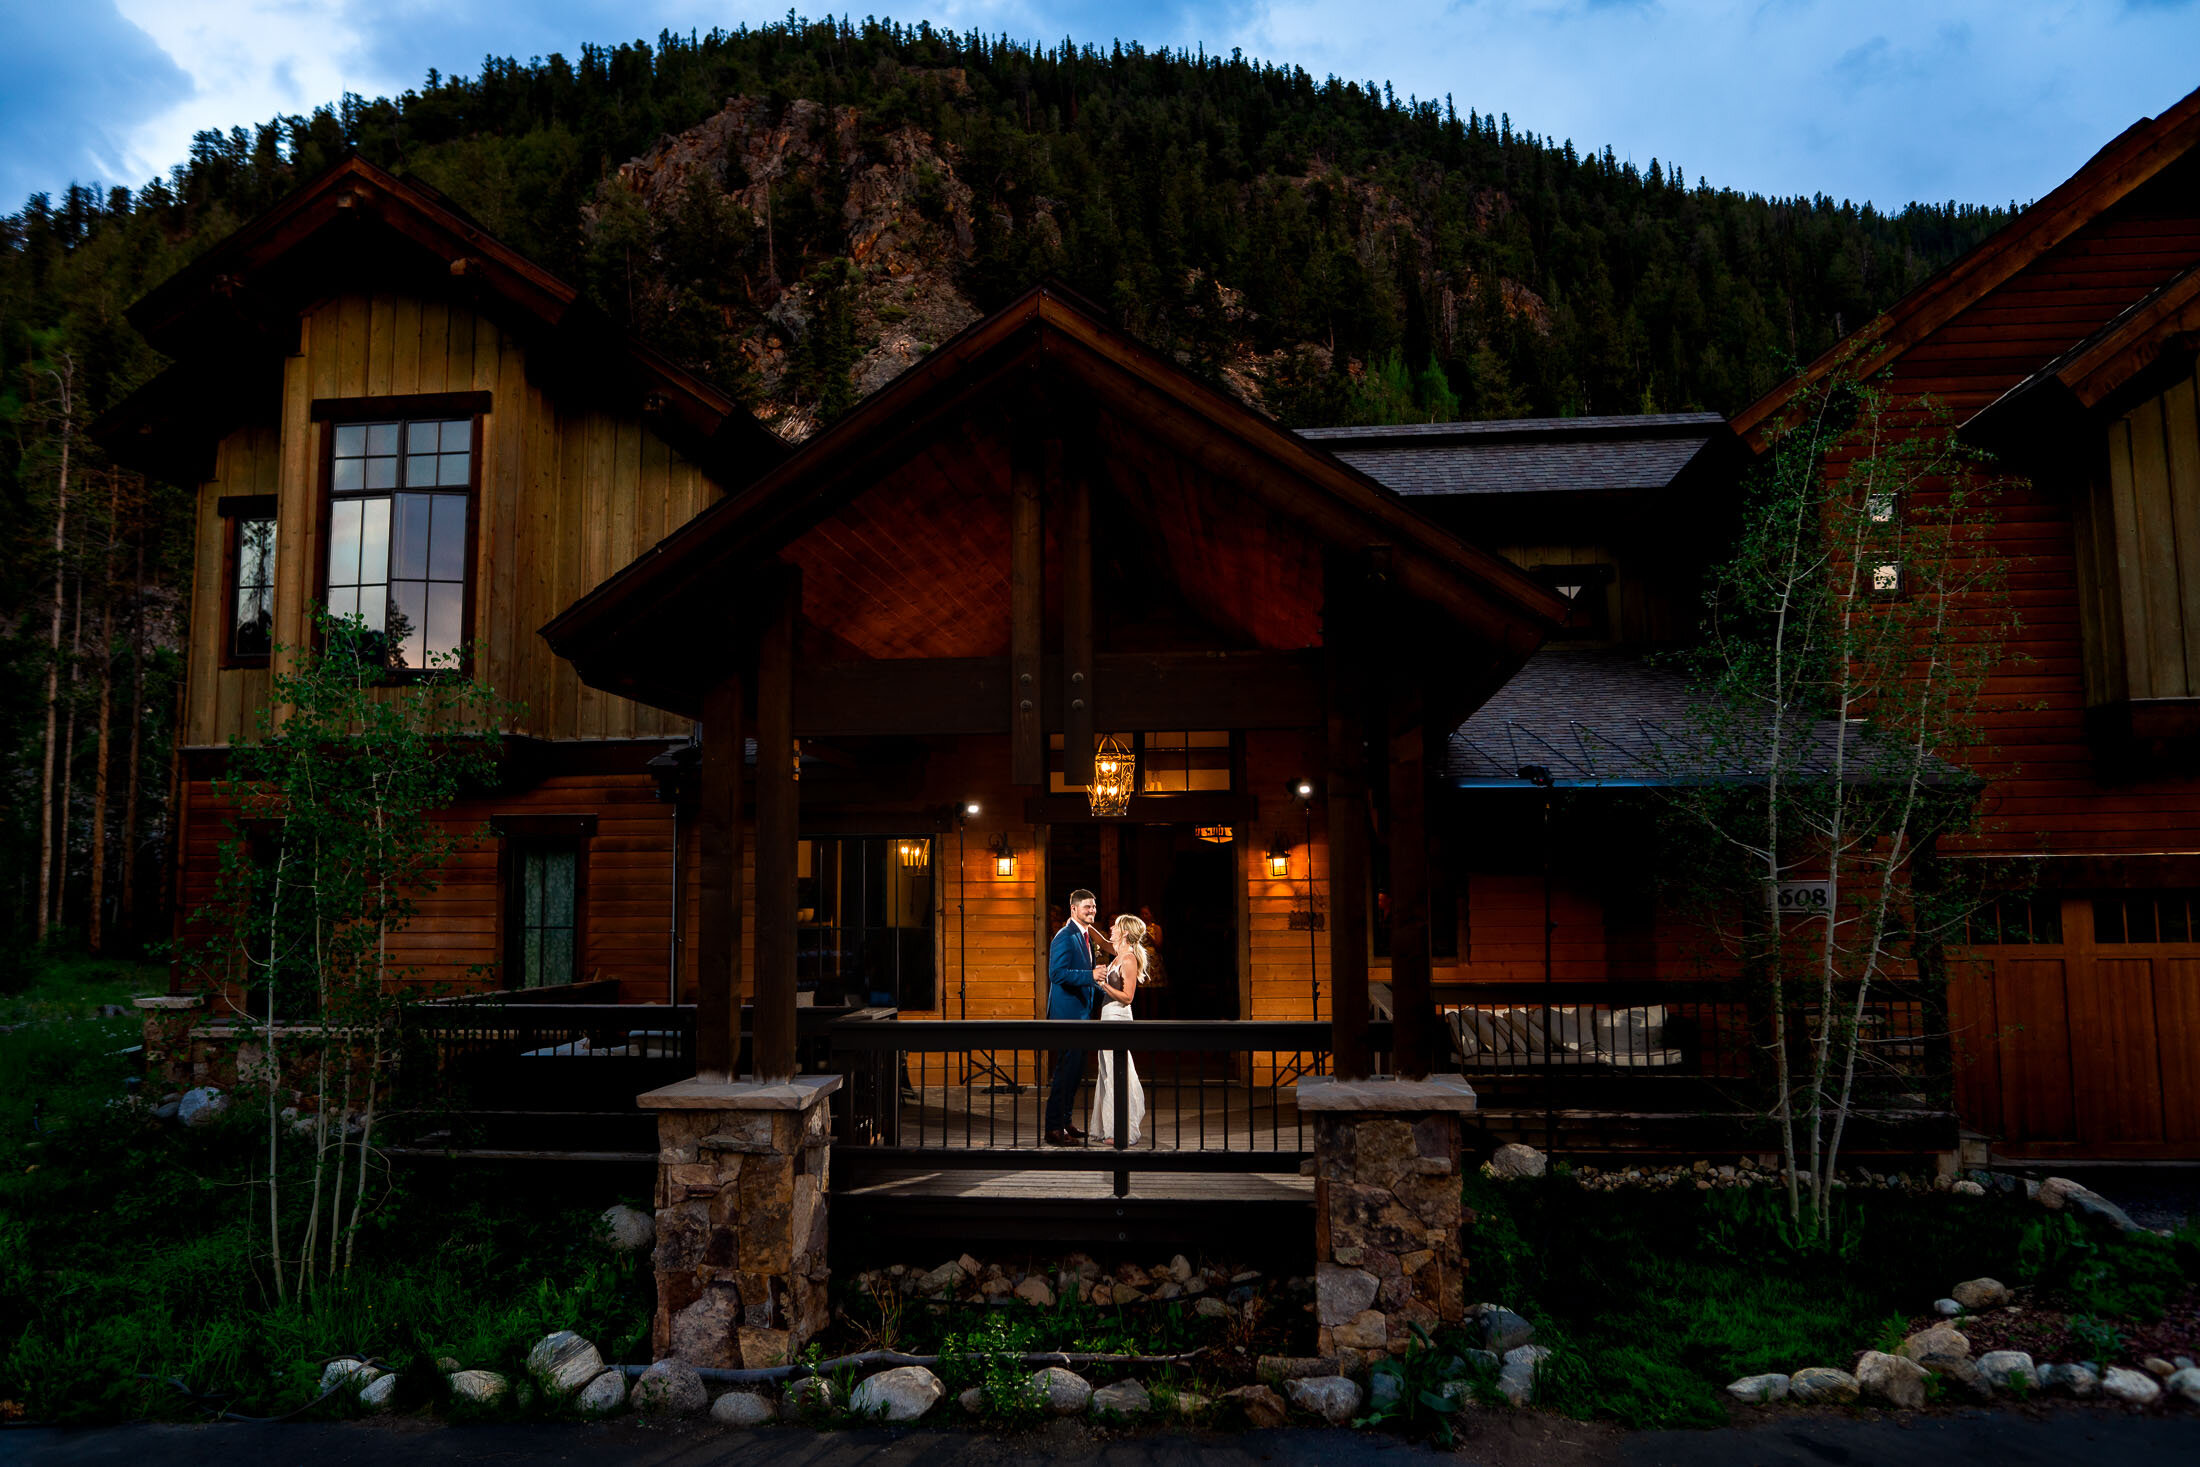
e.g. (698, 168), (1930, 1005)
(696, 671), (744, 1079)
(1063, 470), (1095, 786)
(1010, 429), (1045, 786)
(1325, 556), (1372, 1080)
(753, 566), (800, 1083)
(1388, 676), (1435, 1080)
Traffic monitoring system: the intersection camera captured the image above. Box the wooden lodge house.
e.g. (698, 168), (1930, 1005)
(107, 79), (2200, 1192)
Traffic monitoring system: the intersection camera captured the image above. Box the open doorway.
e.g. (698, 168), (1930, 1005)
(1045, 823), (1238, 1019)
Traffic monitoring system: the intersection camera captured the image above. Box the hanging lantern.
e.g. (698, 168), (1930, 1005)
(1088, 734), (1136, 816)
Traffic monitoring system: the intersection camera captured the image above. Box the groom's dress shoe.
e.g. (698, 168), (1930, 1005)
(1066, 1125), (1088, 1138)
(1044, 1129), (1084, 1147)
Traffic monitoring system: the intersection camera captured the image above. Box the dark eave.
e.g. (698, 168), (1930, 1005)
(95, 155), (785, 487)
(1300, 412), (1729, 498)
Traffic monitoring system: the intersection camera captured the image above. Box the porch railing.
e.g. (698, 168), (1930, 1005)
(827, 1017), (1395, 1195)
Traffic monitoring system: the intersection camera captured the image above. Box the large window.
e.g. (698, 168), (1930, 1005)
(219, 495), (276, 665)
(321, 408), (477, 669)
(797, 835), (936, 1010)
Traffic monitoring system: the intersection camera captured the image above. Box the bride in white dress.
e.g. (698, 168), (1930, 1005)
(1091, 914), (1148, 1145)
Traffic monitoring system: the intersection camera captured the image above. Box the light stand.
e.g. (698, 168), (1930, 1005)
(955, 800), (1024, 1094)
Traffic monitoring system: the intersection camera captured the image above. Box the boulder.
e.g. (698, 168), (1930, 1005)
(2068, 1190), (2141, 1233)
(1488, 1143), (1547, 1179)
(1498, 1345), (1551, 1407)
(358, 1373), (400, 1412)
(1091, 1379), (1152, 1416)
(178, 1087), (228, 1127)
(576, 1370), (628, 1417)
(1950, 1278), (2010, 1311)
(318, 1358), (381, 1394)
(1478, 1307), (1537, 1353)
(1368, 1373), (1404, 1412)
(1194, 1296), (1231, 1319)
(1978, 1351), (2038, 1391)
(915, 1261), (964, 1296)
(1013, 1275), (1055, 1307)
(600, 1204), (655, 1253)
(781, 1377), (837, 1418)
(710, 1390), (776, 1426)
(1933, 1298), (1963, 1317)
(2143, 1356), (2176, 1377)
(1788, 1367), (1859, 1404)
(1170, 1391), (1212, 1416)
(435, 1356), (463, 1375)
(1030, 1366), (1092, 1415)
(447, 1369), (508, 1406)
(851, 1365), (944, 1422)
(2101, 1367), (2161, 1405)
(1951, 1180), (1986, 1197)
(633, 1359), (708, 1416)
(1898, 1325), (1971, 1366)
(2035, 1176), (2087, 1210)
(1224, 1384), (1289, 1428)
(2163, 1367), (2200, 1405)
(957, 1386), (987, 1414)
(1725, 1373), (1789, 1404)
(2039, 1363), (2098, 1398)
(1285, 1375), (1363, 1423)
(526, 1330), (605, 1397)
(1855, 1351), (1928, 1410)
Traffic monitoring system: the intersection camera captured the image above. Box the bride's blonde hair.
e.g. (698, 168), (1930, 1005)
(1111, 915), (1149, 984)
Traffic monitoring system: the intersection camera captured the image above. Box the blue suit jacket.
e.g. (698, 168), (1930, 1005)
(1047, 921), (1099, 1020)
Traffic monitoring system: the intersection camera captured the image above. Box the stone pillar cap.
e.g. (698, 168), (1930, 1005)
(133, 995), (205, 1011)
(638, 1073), (842, 1111)
(1294, 1073), (1479, 1113)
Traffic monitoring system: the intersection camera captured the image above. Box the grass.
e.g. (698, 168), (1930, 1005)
(0, 952), (654, 1425)
(0, 951), (167, 1025)
(1463, 1169), (2200, 1430)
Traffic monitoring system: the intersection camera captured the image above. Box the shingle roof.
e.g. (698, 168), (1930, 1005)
(1298, 413), (1726, 498)
(1447, 648), (1971, 789)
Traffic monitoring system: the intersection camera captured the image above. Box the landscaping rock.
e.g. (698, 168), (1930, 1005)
(1194, 1296), (1231, 1319)
(2035, 1176), (2087, 1210)
(1171, 1391), (1212, 1415)
(957, 1386), (987, 1414)
(916, 1261), (964, 1296)
(1286, 1375), (1363, 1423)
(2163, 1368), (2200, 1405)
(1725, 1373), (1789, 1404)
(1951, 1278), (2010, 1311)
(1257, 1355), (1335, 1383)
(1488, 1143), (1547, 1179)
(1497, 1345), (1550, 1407)
(1978, 1351), (2038, 1391)
(2101, 1367), (2162, 1405)
(1933, 1298), (1963, 1317)
(633, 1360), (708, 1416)
(852, 1365), (944, 1421)
(1478, 1307), (1536, 1353)
(1030, 1366), (1092, 1415)
(781, 1377), (837, 1418)
(1169, 1255), (1194, 1282)
(1855, 1351), (1928, 1410)
(1226, 1384), (1289, 1428)
(435, 1356), (463, 1374)
(1788, 1367), (1859, 1404)
(319, 1358), (380, 1394)
(710, 1390), (776, 1426)
(1369, 1373), (1403, 1412)
(1951, 1180), (1986, 1196)
(526, 1330), (605, 1397)
(358, 1373), (399, 1412)
(1316, 1263), (1380, 1325)
(1898, 1324), (1971, 1368)
(178, 1087), (228, 1127)
(2069, 1190), (2141, 1233)
(599, 1204), (654, 1253)
(2142, 1356), (2175, 1377)
(447, 1369), (508, 1406)
(1013, 1275), (1055, 1307)
(1465, 1348), (1502, 1372)
(1091, 1379), (1151, 1416)
(575, 1370), (627, 1417)
(2040, 1363), (2098, 1398)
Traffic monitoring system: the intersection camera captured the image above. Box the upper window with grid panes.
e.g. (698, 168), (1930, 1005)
(323, 415), (476, 670)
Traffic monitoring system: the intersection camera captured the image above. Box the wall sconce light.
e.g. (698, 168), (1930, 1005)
(1268, 833), (1292, 879)
(897, 839), (930, 869)
(987, 832), (1015, 878)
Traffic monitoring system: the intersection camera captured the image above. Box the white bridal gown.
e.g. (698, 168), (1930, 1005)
(1091, 965), (1146, 1145)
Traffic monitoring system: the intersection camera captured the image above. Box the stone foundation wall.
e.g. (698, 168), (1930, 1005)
(1303, 1079), (1473, 1373)
(649, 1082), (834, 1370)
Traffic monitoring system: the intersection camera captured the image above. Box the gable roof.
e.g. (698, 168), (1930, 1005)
(1964, 259), (2200, 457)
(544, 282), (1569, 715)
(1301, 413), (1728, 498)
(97, 156), (784, 485)
(1732, 83), (2200, 448)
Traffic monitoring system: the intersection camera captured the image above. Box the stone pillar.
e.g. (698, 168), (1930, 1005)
(135, 994), (204, 1091)
(1297, 1073), (1477, 1373)
(640, 1075), (838, 1369)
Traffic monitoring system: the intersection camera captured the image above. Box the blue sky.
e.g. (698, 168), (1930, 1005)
(5, 2), (2197, 214)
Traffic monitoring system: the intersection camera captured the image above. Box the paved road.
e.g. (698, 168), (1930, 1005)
(8, 1408), (2199, 1467)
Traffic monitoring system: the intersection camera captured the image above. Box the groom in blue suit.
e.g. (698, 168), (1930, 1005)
(1043, 888), (1105, 1145)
